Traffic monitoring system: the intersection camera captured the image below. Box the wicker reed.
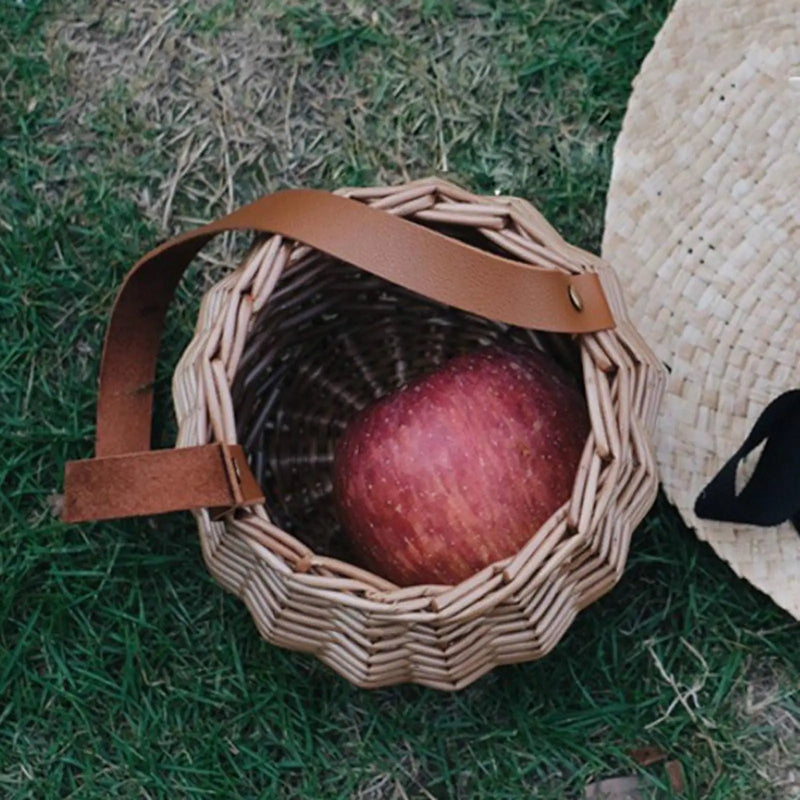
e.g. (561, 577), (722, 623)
(173, 177), (665, 689)
(602, 0), (800, 619)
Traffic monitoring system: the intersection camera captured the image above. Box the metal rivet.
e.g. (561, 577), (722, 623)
(568, 284), (583, 311)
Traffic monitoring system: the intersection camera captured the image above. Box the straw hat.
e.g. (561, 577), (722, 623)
(603, 0), (800, 618)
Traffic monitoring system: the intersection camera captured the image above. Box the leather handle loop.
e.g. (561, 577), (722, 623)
(64, 444), (263, 523)
(63, 188), (614, 523)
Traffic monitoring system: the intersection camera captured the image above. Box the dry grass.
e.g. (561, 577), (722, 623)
(45, 0), (628, 248)
(736, 661), (800, 798)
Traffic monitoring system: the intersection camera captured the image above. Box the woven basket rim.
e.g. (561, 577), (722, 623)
(176, 176), (661, 613)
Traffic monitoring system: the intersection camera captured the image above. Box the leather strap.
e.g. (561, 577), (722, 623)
(64, 444), (263, 523)
(63, 188), (614, 523)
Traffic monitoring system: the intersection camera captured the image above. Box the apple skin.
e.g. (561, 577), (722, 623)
(332, 345), (590, 587)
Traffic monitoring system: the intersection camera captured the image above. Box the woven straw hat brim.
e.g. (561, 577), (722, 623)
(603, 0), (800, 618)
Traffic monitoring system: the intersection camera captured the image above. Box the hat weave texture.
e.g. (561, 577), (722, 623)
(603, 0), (800, 618)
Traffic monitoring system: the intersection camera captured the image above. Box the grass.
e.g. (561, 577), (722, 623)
(1, 0), (798, 797)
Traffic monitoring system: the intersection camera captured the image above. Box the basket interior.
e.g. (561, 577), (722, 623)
(231, 228), (584, 561)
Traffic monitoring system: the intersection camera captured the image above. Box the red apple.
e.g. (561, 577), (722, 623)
(332, 345), (590, 586)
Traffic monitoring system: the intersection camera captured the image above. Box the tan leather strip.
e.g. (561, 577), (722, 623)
(96, 189), (613, 457)
(63, 444), (264, 523)
(65, 187), (614, 523)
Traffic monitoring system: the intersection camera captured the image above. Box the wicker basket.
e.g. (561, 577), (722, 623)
(65, 177), (665, 690)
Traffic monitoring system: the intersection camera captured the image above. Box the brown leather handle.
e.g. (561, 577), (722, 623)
(63, 188), (614, 523)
